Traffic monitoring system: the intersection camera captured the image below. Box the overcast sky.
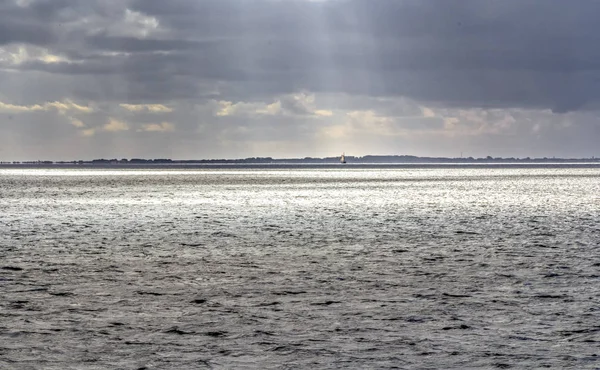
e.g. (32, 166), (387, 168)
(1, 0), (599, 160)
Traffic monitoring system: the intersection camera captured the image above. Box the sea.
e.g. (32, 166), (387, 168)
(1, 165), (599, 369)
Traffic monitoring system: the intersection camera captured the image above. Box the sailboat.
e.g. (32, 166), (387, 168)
(340, 153), (346, 164)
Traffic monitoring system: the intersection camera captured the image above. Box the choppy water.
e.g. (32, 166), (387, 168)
(1, 167), (599, 369)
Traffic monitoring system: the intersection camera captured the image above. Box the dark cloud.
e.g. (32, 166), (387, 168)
(0, 0), (83, 45)
(0, 21), (55, 45)
(84, 35), (204, 53)
(3, 0), (598, 112)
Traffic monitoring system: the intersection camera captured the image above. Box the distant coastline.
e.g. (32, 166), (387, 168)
(1, 155), (600, 168)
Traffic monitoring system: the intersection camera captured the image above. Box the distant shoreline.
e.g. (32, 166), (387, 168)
(2, 161), (600, 170)
(1, 154), (600, 167)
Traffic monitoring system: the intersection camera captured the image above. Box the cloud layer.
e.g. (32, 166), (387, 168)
(1, 0), (599, 160)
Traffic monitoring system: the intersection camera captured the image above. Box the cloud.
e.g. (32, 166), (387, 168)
(81, 128), (96, 137)
(47, 101), (93, 114)
(139, 121), (175, 132)
(79, 117), (129, 137)
(68, 117), (85, 128)
(0, 99), (92, 114)
(315, 110), (333, 117)
(421, 107), (436, 118)
(32, 0), (589, 113)
(120, 103), (172, 113)
(1, 0), (598, 113)
(0, 44), (70, 66)
(214, 100), (282, 117)
(103, 118), (129, 132)
(213, 92), (334, 118)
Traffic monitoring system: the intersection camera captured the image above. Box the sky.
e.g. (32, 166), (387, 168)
(1, 0), (600, 160)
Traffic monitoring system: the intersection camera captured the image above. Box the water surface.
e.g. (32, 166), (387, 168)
(1, 167), (599, 369)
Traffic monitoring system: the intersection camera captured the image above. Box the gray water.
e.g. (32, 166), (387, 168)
(1, 167), (599, 369)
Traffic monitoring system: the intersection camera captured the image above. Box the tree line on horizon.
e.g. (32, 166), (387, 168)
(1, 154), (599, 165)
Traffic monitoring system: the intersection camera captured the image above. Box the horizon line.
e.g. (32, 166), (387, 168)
(1, 154), (599, 164)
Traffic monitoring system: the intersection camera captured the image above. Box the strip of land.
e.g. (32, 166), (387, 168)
(1, 155), (599, 167)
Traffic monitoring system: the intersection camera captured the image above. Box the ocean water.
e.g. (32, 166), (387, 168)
(1, 166), (599, 369)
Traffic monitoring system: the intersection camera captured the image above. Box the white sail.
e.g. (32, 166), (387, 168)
(340, 153), (346, 163)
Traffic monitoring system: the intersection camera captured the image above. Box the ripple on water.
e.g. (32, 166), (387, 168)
(0, 167), (599, 368)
